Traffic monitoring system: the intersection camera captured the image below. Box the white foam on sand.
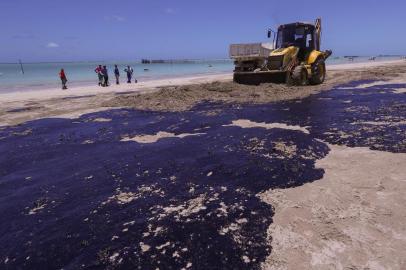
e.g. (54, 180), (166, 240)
(354, 79), (405, 89)
(48, 108), (116, 120)
(394, 88), (406, 94)
(92, 118), (112, 122)
(337, 76), (405, 91)
(121, 131), (206, 144)
(223, 119), (310, 134)
(351, 120), (406, 126)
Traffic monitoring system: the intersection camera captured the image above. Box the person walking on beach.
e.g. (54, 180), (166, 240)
(102, 65), (109, 87)
(59, 69), (68, 90)
(95, 65), (103, 86)
(114, 65), (120, 85)
(124, 65), (134, 83)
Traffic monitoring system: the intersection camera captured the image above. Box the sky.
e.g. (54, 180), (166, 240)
(0, 0), (405, 62)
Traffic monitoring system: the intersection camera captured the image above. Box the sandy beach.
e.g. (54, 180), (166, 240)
(0, 60), (403, 103)
(2, 0), (406, 268)
(1, 60), (405, 269)
(0, 60), (404, 127)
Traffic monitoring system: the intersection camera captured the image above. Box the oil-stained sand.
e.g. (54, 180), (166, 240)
(0, 69), (405, 269)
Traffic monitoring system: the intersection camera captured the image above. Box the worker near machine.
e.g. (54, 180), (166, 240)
(95, 65), (103, 86)
(114, 65), (120, 85)
(59, 69), (68, 90)
(124, 65), (134, 83)
(102, 66), (109, 87)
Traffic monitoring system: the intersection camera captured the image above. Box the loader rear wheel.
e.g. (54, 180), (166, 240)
(309, 59), (326, 85)
(291, 66), (308, 86)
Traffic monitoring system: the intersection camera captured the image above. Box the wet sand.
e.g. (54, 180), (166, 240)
(0, 60), (405, 269)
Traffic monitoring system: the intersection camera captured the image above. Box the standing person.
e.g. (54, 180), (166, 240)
(59, 69), (68, 90)
(124, 65), (133, 83)
(95, 65), (103, 86)
(114, 65), (120, 85)
(102, 66), (109, 87)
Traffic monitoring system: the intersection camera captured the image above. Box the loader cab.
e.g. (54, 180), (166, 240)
(275, 23), (319, 61)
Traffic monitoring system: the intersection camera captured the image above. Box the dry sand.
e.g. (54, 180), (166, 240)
(0, 60), (405, 126)
(120, 131), (206, 144)
(260, 143), (406, 270)
(0, 73), (232, 103)
(223, 119), (310, 134)
(103, 61), (406, 112)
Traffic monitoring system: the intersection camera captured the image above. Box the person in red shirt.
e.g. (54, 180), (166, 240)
(59, 69), (68, 90)
(94, 65), (103, 86)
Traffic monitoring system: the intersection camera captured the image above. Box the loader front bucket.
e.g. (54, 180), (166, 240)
(233, 71), (287, 85)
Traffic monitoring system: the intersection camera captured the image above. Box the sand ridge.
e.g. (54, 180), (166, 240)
(101, 61), (406, 112)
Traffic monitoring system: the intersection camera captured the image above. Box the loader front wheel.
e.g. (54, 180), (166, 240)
(291, 66), (308, 86)
(309, 59), (326, 85)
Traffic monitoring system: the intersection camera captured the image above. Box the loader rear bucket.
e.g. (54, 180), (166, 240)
(233, 71), (287, 85)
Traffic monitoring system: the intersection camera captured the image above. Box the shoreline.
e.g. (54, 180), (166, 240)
(0, 72), (232, 103)
(0, 60), (405, 127)
(0, 70), (232, 94)
(0, 60), (404, 103)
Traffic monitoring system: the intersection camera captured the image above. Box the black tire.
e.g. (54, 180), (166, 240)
(285, 72), (293, 85)
(290, 66), (308, 86)
(309, 58), (326, 85)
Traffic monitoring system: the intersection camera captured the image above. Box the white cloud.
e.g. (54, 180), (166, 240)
(113, 15), (125, 22)
(165, 8), (176, 14)
(104, 15), (126, 22)
(46, 42), (59, 48)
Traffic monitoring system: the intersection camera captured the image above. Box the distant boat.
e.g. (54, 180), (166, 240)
(144, 69), (149, 71)
(208, 64), (213, 67)
(344, 56), (358, 61)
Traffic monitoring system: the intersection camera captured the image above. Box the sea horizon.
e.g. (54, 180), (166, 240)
(1, 54), (405, 65)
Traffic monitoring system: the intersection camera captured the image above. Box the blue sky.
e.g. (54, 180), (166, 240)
(0, 0), (404, 62)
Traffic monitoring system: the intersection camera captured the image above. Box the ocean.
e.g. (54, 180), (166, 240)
(0, 56), (402, 93)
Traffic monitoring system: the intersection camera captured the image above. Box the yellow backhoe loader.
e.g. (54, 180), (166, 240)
(230, 18), (332, 85)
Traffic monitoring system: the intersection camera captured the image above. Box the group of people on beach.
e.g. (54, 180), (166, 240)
(94, 65), (137, 87)
(58, 65), (137, 90)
